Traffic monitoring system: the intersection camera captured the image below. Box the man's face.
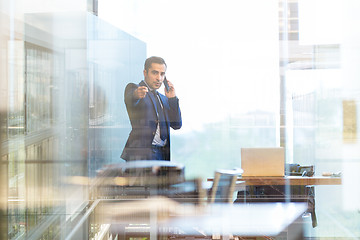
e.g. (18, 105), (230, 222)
(143, 63), (166, 90)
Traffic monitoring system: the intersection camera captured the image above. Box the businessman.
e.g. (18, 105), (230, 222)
(121, 56), (182, 161)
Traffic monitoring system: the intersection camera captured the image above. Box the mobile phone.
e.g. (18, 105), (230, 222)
(164, 76), (170, 92)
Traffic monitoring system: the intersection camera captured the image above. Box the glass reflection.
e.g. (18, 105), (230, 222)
(1, 0), (360, 239)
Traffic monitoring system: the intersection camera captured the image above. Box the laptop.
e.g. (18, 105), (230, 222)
(241, 147), (285, 177)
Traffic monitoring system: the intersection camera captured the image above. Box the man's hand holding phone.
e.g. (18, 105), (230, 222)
(163, 77), (176, 98)
(164, 76), (170, 92)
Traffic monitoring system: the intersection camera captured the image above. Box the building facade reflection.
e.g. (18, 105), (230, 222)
(0, 2), (145, 238)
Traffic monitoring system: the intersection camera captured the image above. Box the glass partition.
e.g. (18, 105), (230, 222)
(1, 0), (360, 239)
(0, 1), (145, 239)
(99, 0), (281, 178)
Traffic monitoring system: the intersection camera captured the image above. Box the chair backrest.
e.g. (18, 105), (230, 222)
(208, 169), (243, 203)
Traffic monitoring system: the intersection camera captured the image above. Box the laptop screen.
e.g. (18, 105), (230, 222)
(241, 147), (285, 177)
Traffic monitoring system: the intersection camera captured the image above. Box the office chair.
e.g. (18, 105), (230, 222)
(208, 169), (243, 203)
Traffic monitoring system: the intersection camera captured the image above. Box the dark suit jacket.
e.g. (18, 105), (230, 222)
(121, 80), (182, 161)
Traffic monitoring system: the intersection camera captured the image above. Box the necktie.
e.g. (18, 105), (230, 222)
(151, 90), (167, 141)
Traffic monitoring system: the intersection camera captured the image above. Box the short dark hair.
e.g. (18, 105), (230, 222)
(144, 56), (167, 72)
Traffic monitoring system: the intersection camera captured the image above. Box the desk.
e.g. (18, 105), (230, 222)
(207, 176), (342, 186)
(208, 176), (342, 227)
(208, 175), (341, 228)
(99, 198), (307, 239)
(163, 203), (306, 239)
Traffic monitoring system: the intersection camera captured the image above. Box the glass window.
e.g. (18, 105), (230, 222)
(1, 0), (360, 239)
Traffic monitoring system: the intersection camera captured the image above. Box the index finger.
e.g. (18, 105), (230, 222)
(138, 86), (148, 92)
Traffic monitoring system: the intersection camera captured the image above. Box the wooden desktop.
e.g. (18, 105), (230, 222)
(207, 175), (342, 186)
